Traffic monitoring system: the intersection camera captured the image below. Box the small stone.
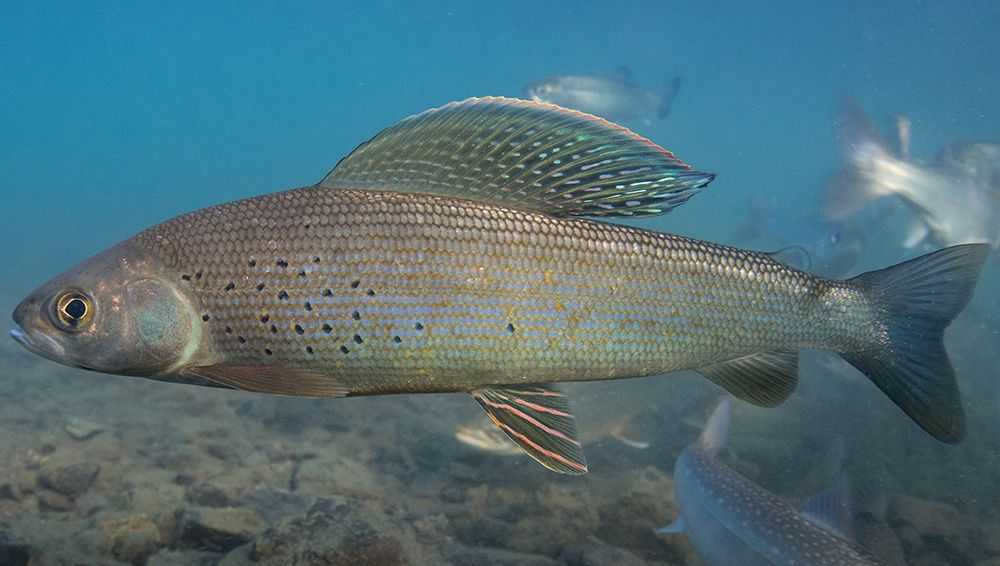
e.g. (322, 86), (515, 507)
(185, 483), (232, 507)
(977, 523), (1000, 557)
(38, 461), (100, 497)
(448, 545), (561, 566)
(562, 539), (648, 566)
(64, 416), (105, 441)
(178, 507), (265, 552)
(0, 483), (19, 502)
(0, 528), (31, 566)
(37, 490), (75, 512)
(147, 549), (223, 566)
(101, 515), (163, 565)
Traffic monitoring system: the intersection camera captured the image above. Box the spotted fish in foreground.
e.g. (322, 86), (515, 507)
(658, 398), (886, 565)
(10, 97), (988, 475)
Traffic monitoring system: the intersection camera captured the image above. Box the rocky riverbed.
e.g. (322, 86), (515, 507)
(2, 295), (1000, 565)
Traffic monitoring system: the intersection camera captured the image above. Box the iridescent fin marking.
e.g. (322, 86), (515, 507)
(320, 96), (715, 218)
(698, 351), (798, 408)
(181, 365), (349, 398)
(471, 384), (588, 475)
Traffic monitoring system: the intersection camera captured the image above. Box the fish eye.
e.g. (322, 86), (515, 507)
(53, 291), (93, 330)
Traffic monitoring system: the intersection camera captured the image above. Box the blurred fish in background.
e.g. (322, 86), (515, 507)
(524, 67), (681, 125)
(731, 197), (870, 278)
(657, 398), (907, 565)
(822, 98), (1000, 252)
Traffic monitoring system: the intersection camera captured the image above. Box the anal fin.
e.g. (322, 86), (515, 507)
(182, 365), (349, 398)
(471, 384), (588, 475)
(698, 351), (798, 407)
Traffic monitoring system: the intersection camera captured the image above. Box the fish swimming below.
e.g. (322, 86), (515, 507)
(657, 398), (892, 565)
(10, 96), (989, 474)
(524, 68), (681, 124)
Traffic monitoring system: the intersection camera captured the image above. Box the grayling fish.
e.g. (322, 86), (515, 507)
(10, 97), (988, 475)
(823, 98), (1000, 250)
(524, 68), (681, 123)
(658, 398), (886, 565)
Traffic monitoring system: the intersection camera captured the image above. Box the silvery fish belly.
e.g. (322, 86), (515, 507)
(10, 97), (989, 475)
(659, 399), (889, 566)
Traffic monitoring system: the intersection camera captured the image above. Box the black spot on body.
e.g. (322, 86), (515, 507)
(340, 345), (350, 354)
(195, 271), (203, 280)
(202, 314), (210, 322)
(248, 259), (257, 267)
(278, 290), (289, 301)
(181, 274), (192, 281)
(506, 323), (515, 334)
(353, 334), (363, 344)
(277, 259), (289, 268)
(393, 336), (402, 343)
(351, 311), (361, 321)
(298, 270), (307, 278)
(224, 282), (235, 292)
(306, 346), (314, 354)
(322, 323), (333, 334)
(350, 280), (360, 289)
(414, 322), (424, 331)
(237, 336), (246, 344)
(224, 326), (232, 334)
(313, 257), (321, 263)
(322, 289), (333, 297)
(264, 348), (273, 356)
(270, 325), (278, 334)
(256, 283), (266, 292)
(305, 302), (313, 311)
(260, 314), (270, 323)
(294, 324), (305, 335)
(366, 289), (375, 296)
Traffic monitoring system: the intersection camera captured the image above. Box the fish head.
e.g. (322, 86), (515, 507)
(11, 240), (200, 376)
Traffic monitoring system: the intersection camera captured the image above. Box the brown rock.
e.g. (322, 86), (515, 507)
(101, 515), (163, 565)
(38, 461), (100, 497)
(37, 490), (75, 512)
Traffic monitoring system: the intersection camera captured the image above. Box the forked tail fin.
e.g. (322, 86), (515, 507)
(843, 243), (989, 442)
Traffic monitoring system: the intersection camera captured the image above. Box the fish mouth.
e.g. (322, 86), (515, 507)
(10, 322), (66, 362)
(9, 323), (33, 349)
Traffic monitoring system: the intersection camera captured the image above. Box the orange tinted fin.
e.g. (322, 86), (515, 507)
(181, 365), (349, 398)
(471, 384), (587, 475)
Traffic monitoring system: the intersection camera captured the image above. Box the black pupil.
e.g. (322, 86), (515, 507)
(64, 298), (87, 320)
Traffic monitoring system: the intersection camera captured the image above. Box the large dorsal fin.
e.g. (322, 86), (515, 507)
(320, 97), (715, 218)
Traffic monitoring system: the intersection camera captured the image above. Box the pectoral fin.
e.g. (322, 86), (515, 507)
(471, 384), (588, 475)
(181, 365), (349, 398)
(698, 351), (799, 407)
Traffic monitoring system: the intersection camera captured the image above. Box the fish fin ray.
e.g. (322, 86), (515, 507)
(765, 245), (813, 271)
(698, 351), (798, 408)
(699, 397), (732, 457)
(181, 365), (349, 398)
(801, 475), (856, 542)
(843, 243), (989, 443)
(471, 384), (588, 475)
(655, 516), (686, 534)
(320, 97), (714, 218)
